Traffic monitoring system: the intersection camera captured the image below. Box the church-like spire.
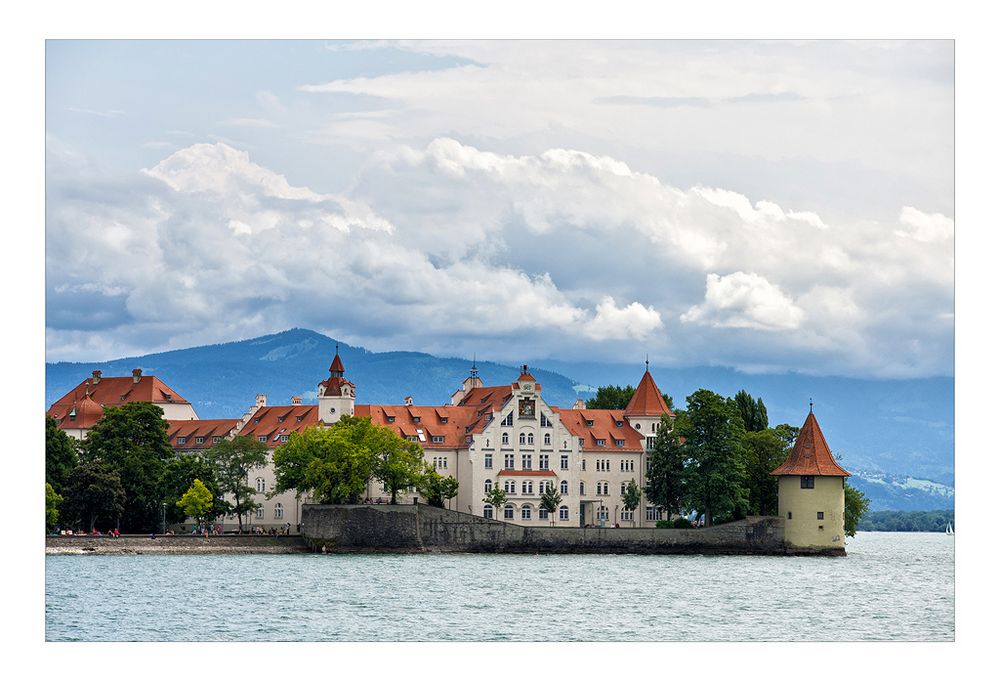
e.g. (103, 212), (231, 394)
(329, 344), (345, 377)
(624, 365), (672, 417)
(770, 410), (851, 477)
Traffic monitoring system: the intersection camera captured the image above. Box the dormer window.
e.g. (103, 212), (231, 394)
(413, 416), (421, 423)
(615, 439), (625, 447)
(254, 417), (261, 424)
(387, 416), (396, 423)
(432, 435), (445, 444)
(440, 417), (449, 424)
(258, 436), (267, 443)
(596, 439), (606, 447)
(212, 436), (221, 444)
(296, 416), (303, 422)
(585, 420), (594, 427)
(615, 421), (624, 428)
(278, 416), (285, 423)
(177, 437), (187, 445)
(196, 437), (205, 444)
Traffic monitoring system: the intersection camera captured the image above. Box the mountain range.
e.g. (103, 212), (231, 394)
(45, 328), (954, 512)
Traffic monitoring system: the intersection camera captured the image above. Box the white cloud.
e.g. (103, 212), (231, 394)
(681, 272), (805, 331)
(895, 206), (954, 242)
(583, 297), (663, 341)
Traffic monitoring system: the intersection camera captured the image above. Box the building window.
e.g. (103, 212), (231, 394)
(256, 478), (266, 493)
(504, 504), (515, 520)
(597, 481), (609, 496)
(544, 433), (551, 446)
(255, 507), (264, 519)
(580, 481), (585, 495)
(521, 504), (532, 520)
(539, 453), (549, 470)
(519, 432), (526, 445)
(646, 436), (655, 449)
(615, 420), (624, 428)
(596, 439), (606, 447)
(615, 439), (625, 448)
(801, 476), (815, 489)
(485, 453), (493, 469)
(621, 482), (627, 496)
(787, 511), (793, 520)
(817, 511), (825, 520)
(622, 509), (634, 521)
(585, 420), (594, 428)
(539, 507), (549, 520)
(213, 436), (221, 444)
(527, 432), (534, 445)
(522, 481), (533, 495)
(504, 453), (515, 468)
(196, 437), (205, 444)
(484, 479), (493, 493)
(387, 416), (395, 423)
(274, 503), (284, 519)
(483, 505), (493, 519)
(177, 437), (187, 445)
(502, 412), (514, 426)
(432, 435), (445, 444)
(560, 454), (569, 470)
(540, 413), (552, 427)
(597, 506), (608, 522)
(504, 479), (517, 494)
(502, 432), (510, 445)
(279, 435), (289, 443)
(646, 506), (663, 521)
(560, 480), (568, 495)
(258, 436), (267, 443)
(522, 454), (532, 469)
(559, 505), (570, 521)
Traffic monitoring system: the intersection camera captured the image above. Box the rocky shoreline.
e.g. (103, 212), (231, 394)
(46, 535), (309, 555)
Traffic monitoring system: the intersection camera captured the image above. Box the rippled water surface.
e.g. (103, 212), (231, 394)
(46, 532), (953, 641)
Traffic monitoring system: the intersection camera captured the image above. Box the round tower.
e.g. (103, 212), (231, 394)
(771, 406), (851, 552)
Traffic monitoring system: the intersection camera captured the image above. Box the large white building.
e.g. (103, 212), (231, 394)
(49, 351), (676, 530)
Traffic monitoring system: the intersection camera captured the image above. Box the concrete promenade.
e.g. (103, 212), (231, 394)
(45, 534), (309, 555)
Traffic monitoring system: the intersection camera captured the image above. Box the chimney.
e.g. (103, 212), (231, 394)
(404, 396), (413, 407)
(132, 368), (142, 383)
(91, 370), (102, 384)
(256, 394), (267, 408)
(291, 396), (302, 405)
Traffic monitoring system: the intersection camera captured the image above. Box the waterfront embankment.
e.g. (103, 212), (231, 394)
(46, 534), (308, 555)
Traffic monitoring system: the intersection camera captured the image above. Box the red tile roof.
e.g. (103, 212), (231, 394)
(48, 372), (192, 427)
(356, 404), (479, 448)
(770, 412), (851, 477)
(329, 352), (345, 374)
(168, 419), (242, 450)
(50, 393), (105, 429)
(624, 371), (673, 417)
(456, 385), (514, 434)
(235, 405), (320, 447)
(552, 408), (646, 452)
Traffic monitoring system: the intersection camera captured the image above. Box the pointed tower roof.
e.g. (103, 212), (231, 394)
(624, 370), (673, 417)
(770, 411), (851, 477)
(517, 364), (536, 382)
(329, 346), (345, 374)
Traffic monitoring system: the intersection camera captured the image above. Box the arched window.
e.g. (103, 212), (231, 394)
(521, 504), (532, 520)
(274, 503), (284, 519)
(502, 432), (509, 445)
(560, 480), (569, 495)
(519, 432), (526, 445)
(483, 505), (493, 519)
(527, 433), (534, 445)
(580, 481), (585, 495)
(256, 478), (266, 493)
(255, 507), (264, 519)
(484, 479), (493, 493)
(504, 504), (515, 520)
(544, 433), (551, 446)
(559, 505), (570, 521)
(504, 479), (516, 494)
(539, 507), (549, 520)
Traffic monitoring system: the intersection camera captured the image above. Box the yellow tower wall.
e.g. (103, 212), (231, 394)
(777, 475), (846, 550)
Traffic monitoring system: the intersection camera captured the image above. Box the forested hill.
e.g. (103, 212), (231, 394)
(46, 328), (954, 512)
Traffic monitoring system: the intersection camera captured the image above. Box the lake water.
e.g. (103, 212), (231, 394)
(45, 531), (954, 641)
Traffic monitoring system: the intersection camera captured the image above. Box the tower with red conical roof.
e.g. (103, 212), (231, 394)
(623, 363), (674, 450)
(317, 345), (356, 424)
(771, 406), (851, 552)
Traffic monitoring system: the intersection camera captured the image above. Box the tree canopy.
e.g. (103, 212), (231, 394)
(586, 384), (674, 411)
(46, 415), (79, 494)
(741, 428), (788, 516)
(177, 479), (214, 525)
(734, 390), (768, 432)
(622, 479), (641, 526)
(206, 435), (268, 532)
(644, 413), (687, 520)
(46, 483), (63, 532)
(844, 482), (871, 537)
(161, 454), (223, 525)
(539, 482), (562, 524)
(62, 462), (126, 532)
(79, 402), (173, 532)
(417, 464), (460, 509)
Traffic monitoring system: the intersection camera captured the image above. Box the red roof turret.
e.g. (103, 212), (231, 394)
(770, 411), (851, 477)
(624, 370), (673, 417)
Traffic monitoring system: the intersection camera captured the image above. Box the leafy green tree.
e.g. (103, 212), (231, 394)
(206, 435), (268, 533)
(772, 423), (800, 448)
(46, 483), (63, 532)
(741, 428), (788, 515)
(622, 479), (641, 527)
(586, 385), (635, 410)
(80, 403), (173, 532)
(62, 462), (126, 532)
(46, 415), (79, 494)
(539, 482), (562, 525)
(483, 485), (508, 519)
(844, 482), (870, 538)
(370, 432), (426, 504)
(417, 464), (459, 508)
(644, 414), (687, 520)
(161, 454), (222, 525)
(678, 389), (748, 526)
(177, 479), (214, 527)
(733, 390), (768, 432)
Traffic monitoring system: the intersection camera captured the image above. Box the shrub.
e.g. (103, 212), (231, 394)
(655, 520), (672, 528)
(672, 517), (692, 529)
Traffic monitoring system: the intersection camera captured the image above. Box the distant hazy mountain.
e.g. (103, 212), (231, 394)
(46, 328), (954, 511)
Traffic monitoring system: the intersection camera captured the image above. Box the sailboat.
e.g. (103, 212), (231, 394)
(945, 522), (954, 535)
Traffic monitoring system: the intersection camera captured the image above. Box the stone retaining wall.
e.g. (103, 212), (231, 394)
(301, 504), (837, 555)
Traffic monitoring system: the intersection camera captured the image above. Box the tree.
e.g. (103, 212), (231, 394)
(844, 482), (870, 538)
(46, 483), (63, 532)
(80, 402), (173, 532)
(678, 389), (748, 527)
(46, 415), (79, 494)
(539, 482), (562, 525)
(586, 384), (635, 410)
(772, 423), (800, 448)
(370, 431), (426, 504)
(734, 390), (768, 432)
(161, 454), (222, 525)
(622, 479), (641, 527)
(62, 462), (126, 532)
(177, 479), (214, 527)
(741, 428), (787, 515)
(644, 414), (687, 520)
(417, 464), (459, 508)
(483, 485), (508, 519)
(273, 416), (400, 506)
(206, 435), (268, 533)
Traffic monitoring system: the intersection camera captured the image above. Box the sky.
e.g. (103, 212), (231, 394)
(45, 39), (955, 378)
